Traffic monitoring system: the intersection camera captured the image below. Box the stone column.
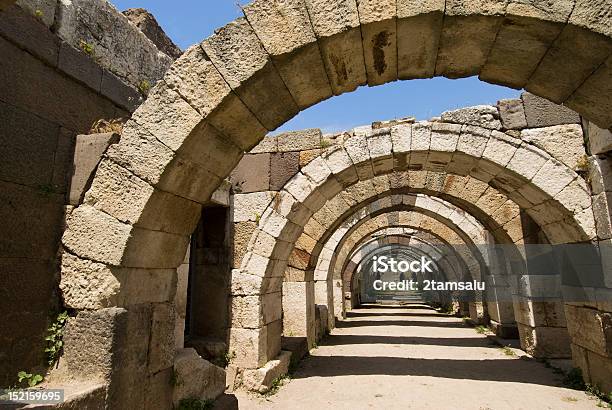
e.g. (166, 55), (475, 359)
(512, 273), (571, 358)
(283, 281), (316, 348)
(228, 290), (282, 369)
(314, 279), (335, 332)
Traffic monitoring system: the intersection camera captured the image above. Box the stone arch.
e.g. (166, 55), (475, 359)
(246, 122), (593, 286)
(55, 0), (612, 402)
(291, 205), (494, 337)
(233, 122), (594, 368)
(342, 231), (466, 308)
(307, 193), (493, 283)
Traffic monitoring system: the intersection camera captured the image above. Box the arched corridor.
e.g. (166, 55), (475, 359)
(2, 0), (612, 408)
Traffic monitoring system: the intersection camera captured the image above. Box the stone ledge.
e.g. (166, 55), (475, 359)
(241, 350), (291, 393)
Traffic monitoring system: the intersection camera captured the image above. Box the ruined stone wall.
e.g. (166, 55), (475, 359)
(0, 0), (174, 386)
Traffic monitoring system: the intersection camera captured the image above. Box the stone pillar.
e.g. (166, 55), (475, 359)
(228, 290), (282, 369)
(314, 279), (335, 332)
(486, 273), (518, 338)
(174, 245), (190, 350)
(468, 302), (485, 324)
(565, 303), (612, 394)
(513, 287), (571, 358)
(283, 281), (316, 348)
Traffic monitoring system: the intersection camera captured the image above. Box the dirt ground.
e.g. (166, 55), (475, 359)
(235, 305), (601, 410)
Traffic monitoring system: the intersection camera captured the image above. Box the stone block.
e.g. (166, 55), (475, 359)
(202, 17), (299, 130)
(304, 0), (366, 94)
(436, 1), (505, 78)
(586, 349), (612, 394)
(243, 0), (332, 109)
(0, 99), (61, 188)
(479, 1), (572, 89)
(270, 152), (300, 190)
(148, 303), (176, 374)
(163, 44), (266, 151)
(230, 154), (270, 193)
(62, 204), (190, 268)
(283, 281), (316, 346)
(62, 307), (127, 381)
(0, 35), (118, 132)
(231, 292), (282, 328)
(587, 121), (612, 155)
(242, 351), (291, 393)
(173, 348), (226, 406)
(233, 221), (257, 268)
(517, 322), (571, 358)
(542, 25), (612, 107)
(250, 135), (277, 154)
(54, 0), (172, 87)
(228, 327), (268, 368)
(593, 192), (612, 240)
(232, 192), (275, 223)
(52, 128), (77, 194)
(0, 3), (60, 65)
(521, 92), (581, 128)
(441, 105), (501, 130)
(505, 142), (548, 181)
(357, 0), (398, 86)
(0, 180), (64, 260)
(521, 124), (585, 170)
(69, 133), (119, 204)
(396, 0), (444, 79)
(565, 304), (612, 357)
(277, 128), (323, 152)
(144, 367), (173, 410)
(299, 148), (322, 167)
(531, 158), (576, 198)
(100, 69), (142, 112)
(58, 41), (103, 92)
(497, 99), (527, 130)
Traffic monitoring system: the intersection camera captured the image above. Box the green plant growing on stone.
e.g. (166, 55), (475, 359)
(320, 139), (332, 149)
(575, 154), (589, 172)
(45, 311), (69, 367)
(586, 384), (612, 408)
(499, 346), (516, 357)
(138, 80), (151, 96)
(474, 325), (488, 334)
(79, 39), (95, 56)
(263, 374), (290, 397)
(34, 9), (43, 18)
(178, 397), (214, 410)
(254, 213), (261, 223)
(212, 351), (235, 368)
(17, 371), (43, 387)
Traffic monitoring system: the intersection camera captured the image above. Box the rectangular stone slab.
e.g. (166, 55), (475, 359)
(243, 0), (332, 109)
(358, 0), (398, 86)
(202, 17), (299, 131)
(396, 0), (445, 79)
(305, 0), (367, 94)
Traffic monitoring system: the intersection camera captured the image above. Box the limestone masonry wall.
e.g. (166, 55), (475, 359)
(0, 0), (174, 386)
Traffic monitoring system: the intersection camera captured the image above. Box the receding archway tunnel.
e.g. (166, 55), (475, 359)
(25, 0), (612, 407)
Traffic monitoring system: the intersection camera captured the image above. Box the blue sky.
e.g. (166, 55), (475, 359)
(110, 0), (521, 133)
